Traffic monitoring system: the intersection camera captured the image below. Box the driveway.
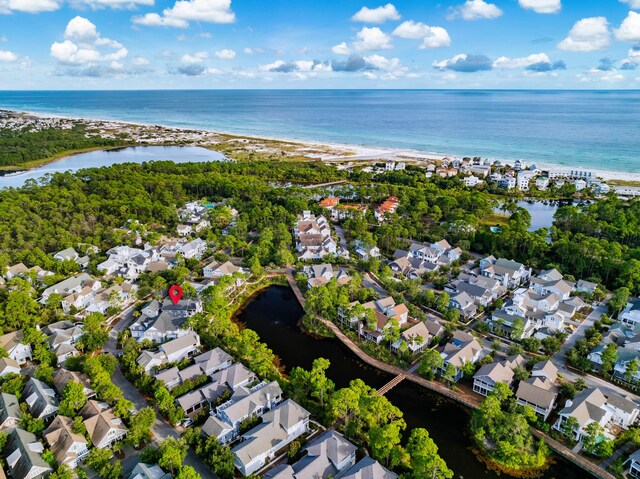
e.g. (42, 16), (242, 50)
(104, 307), (218, 479)
(363, 272), (388, 297)
(334, 224), (348, 252)
(550, 300), (640, 403)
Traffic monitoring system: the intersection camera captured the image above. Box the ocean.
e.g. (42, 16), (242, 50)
(1, 89), (638, 174)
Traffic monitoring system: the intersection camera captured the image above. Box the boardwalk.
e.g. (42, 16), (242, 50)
(284, 271), (615, 479)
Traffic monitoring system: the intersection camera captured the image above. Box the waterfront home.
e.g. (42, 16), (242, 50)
(391, 321), (433, 355)
(0, 392), (21, 430)
(0, 330), (32, 364)
(303, 264), (350, 288)
(203, 381), (283, 443)
(266, 430), (357, 479)
(439, 331), (486, 382)
(620, 299), (640, 327)
(516, 378), (558, 421)
(0, 357), (21, 377)
(480, 256), (531, 289)
(23, 378), (58, 419)
(80, 400), (128, 448)
(128, 463), (171, 479)
(203, 260), (244, 280)
(232, 399), (310, 476)
(5, 428), (52, 479)
(353, 240), (380, 261)
(53, 369), (95, 399)
(338, 456), (398, 479)
(43, 416), (89, 469)
(472, 355), (526, 397)
(357, 297), (410, 344)
(515, 371), (558, 421)
(536, 177), (550, 190)
(553, 388), (639, 441)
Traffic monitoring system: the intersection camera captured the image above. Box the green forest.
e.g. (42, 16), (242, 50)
(0, 124), (130, 166)
(1, 159), (639, 294)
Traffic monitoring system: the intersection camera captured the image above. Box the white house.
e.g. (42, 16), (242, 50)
(43, 416), (89, 469)
(80, 401), (128, 449)
(231, 399), (310, 476)
(620, 299), (640, 327)
(0, 331), (32, 364)
(6, 428), (52, 479)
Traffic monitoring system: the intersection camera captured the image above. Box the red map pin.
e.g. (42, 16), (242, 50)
(169, 285), (183, 305)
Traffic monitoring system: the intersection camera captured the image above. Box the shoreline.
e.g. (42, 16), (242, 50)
(3, 108), (640, 183)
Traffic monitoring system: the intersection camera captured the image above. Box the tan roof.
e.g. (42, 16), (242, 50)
(80, 400), (127, 447)
(516, 378), (558, 410)
(43, 416), (87, 467)
(0, 330), (24, 352)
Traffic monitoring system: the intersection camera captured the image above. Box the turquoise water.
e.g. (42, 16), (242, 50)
(0, 146), (224, 189)
(1, 90), (639, 174)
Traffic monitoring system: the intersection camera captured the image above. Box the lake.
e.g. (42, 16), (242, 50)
(0, 146), (225, 189)
(235, 285), (587, 479)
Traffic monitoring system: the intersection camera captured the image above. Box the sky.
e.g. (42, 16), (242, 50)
(0, 0), (639, 89)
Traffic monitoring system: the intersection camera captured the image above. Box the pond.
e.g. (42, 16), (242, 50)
(235, 285), (587, 479)
(0, 146), (226, 189)
(494, 200), (578, 232)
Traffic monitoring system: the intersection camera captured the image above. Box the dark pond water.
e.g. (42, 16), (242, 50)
(235, 285), (587, 479)
(0, 146), (225, 189)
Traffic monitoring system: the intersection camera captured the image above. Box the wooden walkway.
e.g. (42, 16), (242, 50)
(283, 271), (614, 479)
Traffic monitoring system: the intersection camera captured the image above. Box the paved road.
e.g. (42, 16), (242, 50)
(362, 272), (388, 297)
(333, 224), (348, 253)
(104, 307), (218, 479)
(550, 300), (640, 403)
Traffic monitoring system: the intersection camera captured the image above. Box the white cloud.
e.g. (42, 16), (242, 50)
(448, 0), (503, 21)
(392, 20), (450, 48)
(351, 3), (400, 23)
(620, 0), (640, 8)
(214, 48), (235, 59)
(133, 0), (235, 28)
(0, 0), (59, 14)
(493, 53), (550, 68)
(51, 16), (127, 67)
(362, 54), (410, 79)
(0, 50), (17, 61)
(557, 17), (610, 52)
(353, 27), (392, 51)
(332, 42), (352, 55)
(578, 70), (625, 82)
(518, 0), (561, 14)
(615, 11), (640, 43)
(181, 51), (207, 63)
(76, 0), (154, 8)
(132, 56), (150, 65)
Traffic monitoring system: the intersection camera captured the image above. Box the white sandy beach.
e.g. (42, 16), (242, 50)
(7, 108), (640, 183)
